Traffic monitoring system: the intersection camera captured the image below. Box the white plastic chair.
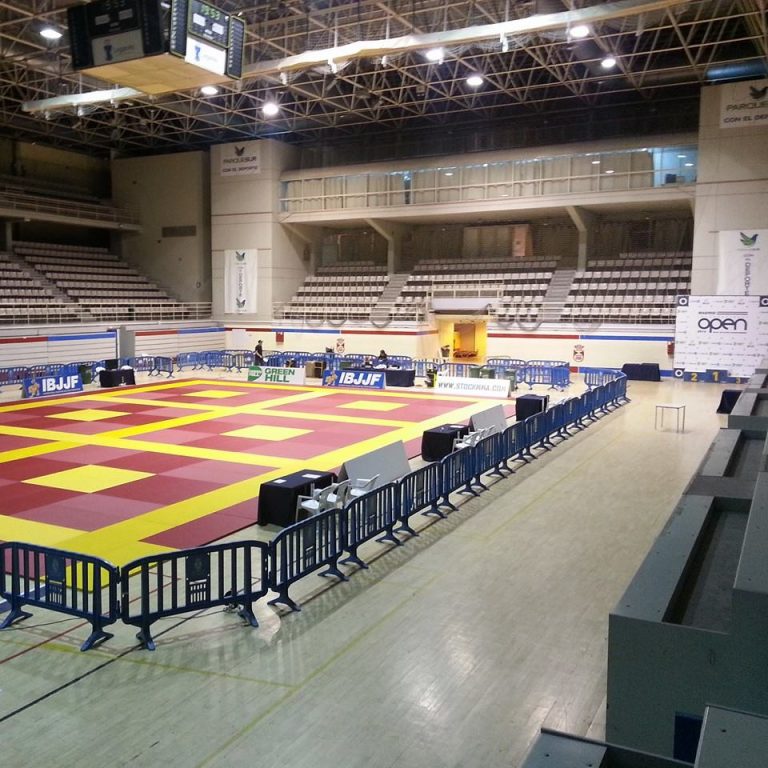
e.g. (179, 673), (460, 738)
(348, 474), (380, 501)
(296, 480), (350, 519)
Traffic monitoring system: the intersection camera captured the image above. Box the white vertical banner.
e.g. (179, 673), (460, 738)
(224, 250), (257, 313)
(717, 230), (768, 295)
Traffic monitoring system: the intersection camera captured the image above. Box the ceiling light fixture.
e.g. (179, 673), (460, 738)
(425, 48), (444, 63)
(40, 27), (62, 41)
(200, 85), (219, 96)
(604, 169), (615, 174)
(466, 74), (484, 87)
(591, 160), (601, 165)
(262, 101), (280, 117)
(600, 55), (617, 69)
(568, 24), (590, 39)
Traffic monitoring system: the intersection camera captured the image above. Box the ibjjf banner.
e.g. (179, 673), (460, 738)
(22, 374), (83, 399)
(673, 295), (768, 377)
(224, 249), (257, 313)
(220, 142), (261, 176)
(719, 78), (768, 129)
(717, 230), (768, 295)
(322, 370), (385, 389)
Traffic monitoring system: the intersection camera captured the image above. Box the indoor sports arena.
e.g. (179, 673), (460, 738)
(0, 1), (767, 766)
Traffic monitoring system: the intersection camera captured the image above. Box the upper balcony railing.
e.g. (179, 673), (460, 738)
(281, 145), (697, 214)
(0, 187), (140, 227)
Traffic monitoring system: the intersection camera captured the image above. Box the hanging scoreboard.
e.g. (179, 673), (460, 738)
(67, 0), (244, 93)
(169, 0), (244, 79)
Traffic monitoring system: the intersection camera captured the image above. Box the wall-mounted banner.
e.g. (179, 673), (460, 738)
(247, 365), (306, 385)
(435, 375), (511, 399)
(220, 141), (260, 176)
(22, 374), (83, 399)
(224, 249), (257, 313)
(323, 370), (385, 389)
(719, 78), (768, 128)
(673, 294), (768, 377)
(717, 229), (767, 295)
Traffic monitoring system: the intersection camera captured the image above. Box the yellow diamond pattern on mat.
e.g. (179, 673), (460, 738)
(24, 465), (153, 493)
(223, 425), (311, 440)
(48, 409), (131, 422)
(337, 400), (406, 412)
(181, 390), (244, 399)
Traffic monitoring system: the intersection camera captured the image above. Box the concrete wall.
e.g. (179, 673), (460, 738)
(692, 80), (768, 294)
(112, 151), (211, 302)
(210, 139), (304, 322)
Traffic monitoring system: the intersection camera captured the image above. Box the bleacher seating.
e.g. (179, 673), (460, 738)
(13, 242), (202, 322)
(281, 263), (390, 320)
(561, 251), (692, 323)
(398, 257), (557, 321)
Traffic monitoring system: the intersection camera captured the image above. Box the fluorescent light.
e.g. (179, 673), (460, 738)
(466, 74), (484, 87)
(569, 24), (589, 39)
(600, 56), (617, 69)
(604, 169), (615, 174)
(684, 162), (694, 167)
(444, 172), (454, 177)
(677, 154), (687, 158)
(40, 27), (62, 40)
(425, 48), (444, 62)
(591, 160), (601, 165)
(262, 101), (280, 117)
(200, 85), (219, 96)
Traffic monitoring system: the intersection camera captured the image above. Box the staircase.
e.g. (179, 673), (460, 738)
(370, 272), (409, 322)
(539, 268), (575, 323)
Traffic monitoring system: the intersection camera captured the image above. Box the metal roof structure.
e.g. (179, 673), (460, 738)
(0, 0), (765, 159)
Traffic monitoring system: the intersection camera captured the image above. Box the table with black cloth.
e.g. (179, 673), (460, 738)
(347, 368), (416, 387)
(421, 423), (470, 462)
(515, 393), (549, 421)
(258, 468), (336, 527)
(621, 362), (661, 381)
(716, 389), (742, 414)
(98, 368), (136, 387)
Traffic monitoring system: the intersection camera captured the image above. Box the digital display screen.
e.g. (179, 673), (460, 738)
(87, 0), (141, 37)
(188, 0), (229, 48)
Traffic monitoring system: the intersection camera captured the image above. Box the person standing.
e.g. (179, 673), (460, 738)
(254, 339), (265, 364)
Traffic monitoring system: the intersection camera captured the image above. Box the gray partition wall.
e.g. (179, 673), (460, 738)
(606, 423), (768, 759)
(337, 441), (411, 487)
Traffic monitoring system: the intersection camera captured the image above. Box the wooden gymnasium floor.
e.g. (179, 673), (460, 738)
(0, 377), (513, 564)
(0, 373), (731, 767)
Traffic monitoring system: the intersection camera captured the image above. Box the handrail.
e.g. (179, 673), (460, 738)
(0, 188), (139, 225)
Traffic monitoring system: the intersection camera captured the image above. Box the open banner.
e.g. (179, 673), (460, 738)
(224, 249), (257, 313)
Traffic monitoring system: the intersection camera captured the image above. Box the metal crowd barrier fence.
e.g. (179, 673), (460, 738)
(438, 448), (477, 513)
(500, 421), (528, 469)
(472, 430), (507, 489)
(176, 352), (202, 370)
(0, 542), (120, 651)
(126, 356), (157, 373)
(341, 483), (401, 569)
(120, 541), (269, 651)
(0, 366), (31, 388)
(201, 350), (225, 370)
(486, 357), (526, 369)
(399, 462), (442, 530)
(152, 356), (174, 377)
(584, 368), (620, 389)
(527, 359), (568, 368)
(268, 508), (346, 612)
(222, 351), (253, 372)
(520, 364), (570, 390)
(525, 411), (551, 455)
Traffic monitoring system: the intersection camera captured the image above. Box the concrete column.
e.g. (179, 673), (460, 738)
(365, 218), (410, 273)
(566, 205), (598, 270)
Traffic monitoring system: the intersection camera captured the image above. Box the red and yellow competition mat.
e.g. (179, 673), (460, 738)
(0, 379), (512, 565)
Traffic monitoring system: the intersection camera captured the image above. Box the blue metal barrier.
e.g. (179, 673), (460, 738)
(0, 542), (120, 651)
(499, 421), (527, 469)
(121, 541), (269, 650)
(126, 356), (156, 373)
(386, 355), (413, 368)
(525, 411), (550, 454)
(176, 352), (202, 371)
(201, 350), (225, 370)
(341, 483), (401, 569)
(520, 364), (570, 390)
(222, 351), (253, 372)
(152, 356), (174, 377)
(472, 430), (507, 489)
(268, 509), (346, 612)
(398, 462), (441, 531)
(438, 448), (477, 513)
(584, 368), (620, 389)
(0, 366), (29, 388)
(487, 357), (526, 369)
